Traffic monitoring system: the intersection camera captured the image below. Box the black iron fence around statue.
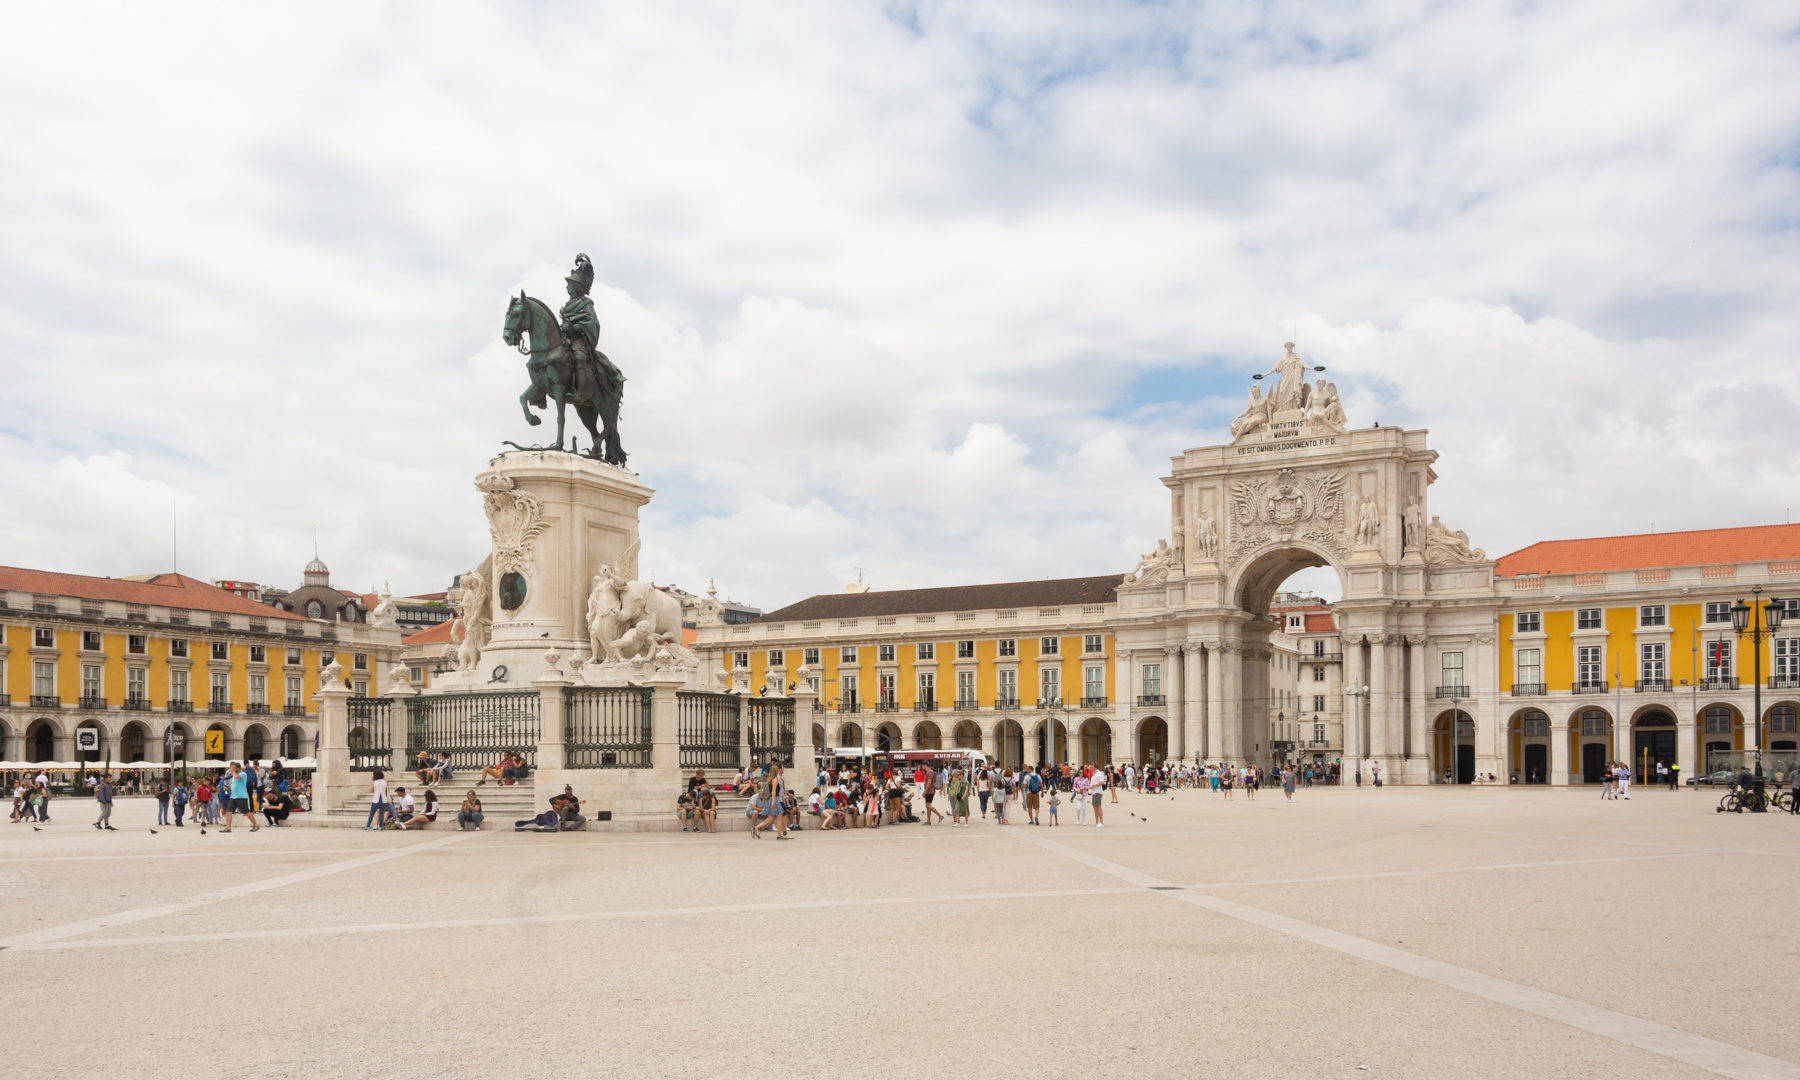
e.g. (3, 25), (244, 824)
(405, 690), (541, 775)
(565, 686), (653, 768)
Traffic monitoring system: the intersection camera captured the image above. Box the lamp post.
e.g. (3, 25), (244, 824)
(1344, 684), (1369, 786)
(1729, 587), (1785, 799)
(1041, 698), (1071, 780)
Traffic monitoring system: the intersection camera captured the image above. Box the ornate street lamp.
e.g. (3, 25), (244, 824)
(1729, 587), (1785, 799)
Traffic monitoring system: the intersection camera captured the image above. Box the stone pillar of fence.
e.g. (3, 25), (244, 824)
(791, 681), (818, 783)
(385, 682), (414, 773)
(535, 666), (570, 772)
(315, 681), (355, 814)
(648, 670), (684, 776)
(736, 693), (753, 769)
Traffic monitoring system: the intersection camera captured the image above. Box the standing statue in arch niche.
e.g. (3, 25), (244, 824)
(1402, 497), (1424, 550)
(503, 253), (628, 466)
(1353, 496), (1380, 548)
(1194, 509), (1220, 562)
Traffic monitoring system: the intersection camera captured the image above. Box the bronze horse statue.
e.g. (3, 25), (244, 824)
(502, 292), (627, 465)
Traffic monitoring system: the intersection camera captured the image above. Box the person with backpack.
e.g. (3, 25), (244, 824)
(946, 767), (970, 827)
(1023, 766), (1042, 824)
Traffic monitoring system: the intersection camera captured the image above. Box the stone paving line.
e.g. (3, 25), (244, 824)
(0, 830), (478, 950)
(1014, 829), (1800, 1080)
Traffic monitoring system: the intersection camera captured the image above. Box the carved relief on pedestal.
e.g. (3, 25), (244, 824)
(1226, 467), (1349, 566)
(477, 474), (550, 577)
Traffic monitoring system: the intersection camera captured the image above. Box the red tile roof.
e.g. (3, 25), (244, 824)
(404, 621), (457, 645)
(0, 567), (307, 620)
(757, 574), (1123, 623)
(1303, 612), (1336, 633)
(1495, 523), (1800, 578)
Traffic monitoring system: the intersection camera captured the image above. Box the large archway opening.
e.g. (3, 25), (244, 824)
(1227, 544), (1346, 772)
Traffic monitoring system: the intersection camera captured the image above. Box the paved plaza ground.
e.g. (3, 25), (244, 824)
(3, 784), (1797, 1079)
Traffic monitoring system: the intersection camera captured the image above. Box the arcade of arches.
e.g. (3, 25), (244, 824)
(1, 715), (311, 765)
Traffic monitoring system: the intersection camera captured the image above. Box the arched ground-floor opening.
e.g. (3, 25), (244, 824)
(75, 720), (108, 769)
(836, 723), (862, 748)
(120, 721), (150, 763)
(243, 723), (269, 762)
(1078, 718), (1111, 767)
(952, 720), (982, 752)
(1631, 707), (1677, 783)
(1763, 702), (1798, 783)
(994, 719), (1024, 769)
(914, 720), (942, 750)
(280, 724), (307, 761)
(1699, 703), (1744, 774)
(1034, 719), (1068, 768)
(1434, 710), (1476, 783)
(164, 722), (196, 763)
(28, 720), (57, 762)
(204, 722), (229, 760)
(1507, 709), (1550, 784)
(1135, 717), (1167, 766)
(875, 721), (901, 753)
(1572, 707), (1613, 783)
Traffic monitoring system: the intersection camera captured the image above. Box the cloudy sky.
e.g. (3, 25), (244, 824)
(2, 1), (1797, 609)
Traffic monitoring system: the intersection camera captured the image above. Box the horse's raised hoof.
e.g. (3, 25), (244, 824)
(524, 414), (542, 426)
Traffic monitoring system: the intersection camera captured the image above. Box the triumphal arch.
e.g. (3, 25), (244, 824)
(1113, 344), (1501, 785)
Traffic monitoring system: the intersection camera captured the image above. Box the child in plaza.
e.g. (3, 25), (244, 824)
(1047, 786), (1060, 826)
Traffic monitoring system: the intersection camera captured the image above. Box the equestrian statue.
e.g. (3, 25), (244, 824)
(502, 253), (628, 466)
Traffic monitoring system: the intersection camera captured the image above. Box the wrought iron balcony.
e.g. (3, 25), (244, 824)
(1698, 677), (1739, 691)
(284, 703), (307, 717)
(1573, 681), (1610, 694)
(993, 697), (1020, 710)
(123, 696), (150, 711)
(1771, 676), (1800, 690)
(915, 698), (936, 712)
(1036, 697), (1062, 709)
(1081, 695), (1108, 707)
(168, 699), (193, 713)
(208, 701), (234, 714)
(1136, 694), (1166, 707)
(836, 702), (861, 714)
(1635, 679), (1671, 693)
(31, 694), (61, 707)
(955, 699), (979, 711)
(0, 693), (8, 707)
(875, 701), (898, 713)
(246, 703), (270, 715)
(79, 694), (107, 709)
(1434, 685), (1468, 699)
(1510, 683), (1547, 697)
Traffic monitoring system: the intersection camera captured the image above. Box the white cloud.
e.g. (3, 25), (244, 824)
(0, 1), (1796, 611)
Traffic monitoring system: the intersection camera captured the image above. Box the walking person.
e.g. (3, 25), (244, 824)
(1089, 766), (1106, 827)
(922, 766), (944, 825)
(1023, 766), (1042, 825)
(363, 769), (391, 831)
(1072, 769), (1090, 825)
(92, 773), (116, 831)
(172, 779), (189, 827)
(1282, 766), (1296, 802)
(154, 780), (170, 826)
(1617, 761), (1631, 800)
(220, 762), (260, 833)
(976, 766), (992, 820)
(947, 767), (970, 827)
(1669, 762), (1680, 789)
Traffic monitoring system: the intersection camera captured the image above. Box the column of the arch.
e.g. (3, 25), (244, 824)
(1183, 645), (1204, 764)
(1366, 635), (1391, 778)
(1168, 648), (1185, 762)
(1473, 635), (1503, 780)
(1222, 632), (1245, 764)
(1384, 635), (1406, 775)
(1406, 636), (1428, 784)
(1203, 644), (1223, 764)
(1550, 715), (1571, 786)
(1343, 635), (1365, 780)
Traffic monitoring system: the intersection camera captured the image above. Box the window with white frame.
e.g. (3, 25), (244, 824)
(1577, 608), (1602, 630)
(1083, 634), (1103, 654)
(353, 679), (367, 696)
(353, 653), (367, 670)
(917, 671), (935, 704)
(1777, 638), (1800, 682)
(1706, 638), (1733, 681)
(248, 644), (265, 663)
(1522, 712), (1548, 737)
(767, 649), (784, 668)
(1704, 706), (1733, 734)
(877, 671), (896, 705)
(1142, 663), (1162, 699)
(81, 630), (101, 651)
(1439, 652), (1464, 689)
(1039, 667), (1060, 704)
(1640, 605), (1666, 627)
(1704, 601), (1732, 624)
(33, 661), (55, 698)
(210, 671), (229, 705)
(732, 651), (748, 669)
(1313, 694), (1326, 712)
(127, 667), (146, 701)
(1516, 612), (1541, 633)
(1577, 645), (1604, 688)
(286, 647), (301, 665)
(956, 640), (975, 659)
(841, 673), (859, 705)
(171, 669), (189, 703)
(1516, 648), (1541, 688)
(211, 641), (228, 661)
(877, 644), (896, 663)
(1769, 705), (1796, 733)
(286, 676), (301, 706)
(248, 674), (266, 705)
(34, 627), (55, 647)
(1580, 710), (1608, 736)
(319, 651), (334, 669)
(956, 669), (975, 704)
(1039, 636), (1059, 655)
(170, 638), (189, 658)
(1640, 642), (1666, 685)
(81, 663), (102, 699)
(1083, 665), (1104, 701)
(840, 646), (857, 664)
(917, 642), (934, 662)
(803, 647), (820, 666)
(1312, 666), (1325, 682)
(996, 668), (1017, 703)
(997, 639), (1016, 658)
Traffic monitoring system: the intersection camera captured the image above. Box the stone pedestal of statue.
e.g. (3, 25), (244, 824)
(439, 450), (654, 691)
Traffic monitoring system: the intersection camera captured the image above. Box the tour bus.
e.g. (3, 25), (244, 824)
(814, 746), (989, 778)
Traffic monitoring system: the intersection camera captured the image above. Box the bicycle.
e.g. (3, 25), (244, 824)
(1716, 785), (1790, 813)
